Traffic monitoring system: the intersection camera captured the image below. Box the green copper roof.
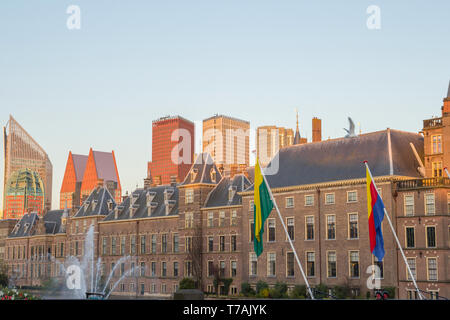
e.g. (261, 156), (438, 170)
(6, 168), (44, 197)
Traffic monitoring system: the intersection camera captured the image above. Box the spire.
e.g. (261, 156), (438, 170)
(293, 109), (301, 145)
(447, 80), (450, 99)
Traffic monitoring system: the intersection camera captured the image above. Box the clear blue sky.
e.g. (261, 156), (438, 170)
(1, 1), (449, 210)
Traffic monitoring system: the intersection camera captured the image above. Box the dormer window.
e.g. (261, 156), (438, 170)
(146, 191), (156, 206)
(228, 186), (237, 202)
(130, 204), (140, 218)
(92, 200), (98, 212)
(165, 200), (176, 216)
(107, 200), (113, 211)
(210, 169), (216, 183)
(191, 168), (198, 182)
(114, 206), (120, 219)
(23, 223), (30, 234)
(164, 188), (174, 201)
(84, 200), (91, 211)
(147, 202), (158, 217)
(130, 193), (139, 206)
(13, 223), (20, 234)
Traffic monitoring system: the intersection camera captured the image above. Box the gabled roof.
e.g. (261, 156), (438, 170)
(8, 212), (39, 238)
(72, 154), (88, 182)
(74, 186), (116, 218)
(43, 210), (64, 234)
(80, 148), (121, 192)
(248, 129), (424, 190)
(204, 174), (252, 208)
(103, 185), (178, 221)
(180, 153), (222, 185)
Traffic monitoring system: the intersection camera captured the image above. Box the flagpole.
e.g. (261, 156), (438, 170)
(259, 163), (315, 300)
(444, 167), (450, 179)
(364, 162), (424, 300)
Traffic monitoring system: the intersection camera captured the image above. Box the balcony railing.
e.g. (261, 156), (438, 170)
(423, 117), (442, 129)
(396, 177), (450, 190)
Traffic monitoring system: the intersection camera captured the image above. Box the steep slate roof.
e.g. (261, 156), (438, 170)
(180, 153), (222, 185)
(92, 151), (119, 183)
(43, 210), (64, 234)
(74, 186), (116, 218)
(8, 213), (39, 238)
(204, 174), (252, 208)
(103, 185), (178, 221)
(72, 154), (88, 181)
(249, 129), (424, 190)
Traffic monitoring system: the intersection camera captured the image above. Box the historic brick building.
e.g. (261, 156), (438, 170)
(3, 86), (450, 299)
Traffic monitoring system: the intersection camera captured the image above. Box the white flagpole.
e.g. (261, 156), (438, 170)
(259, 163), (315, 299)
(444, 167), (450, 179)
(364, 162), (424, 300)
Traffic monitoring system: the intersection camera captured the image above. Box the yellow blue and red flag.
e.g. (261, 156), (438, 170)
(364, 161), (385, 261)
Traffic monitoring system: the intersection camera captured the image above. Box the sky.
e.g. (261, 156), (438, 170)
(0, 0), (449, 210)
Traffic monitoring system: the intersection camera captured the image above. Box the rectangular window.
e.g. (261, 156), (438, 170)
(347, 191), (357, 203)
(151, 262), (156, 277)
(374, 256), (384, 279)
(349, 251), (359, 278)
(286, 252), (295, 277)
(267, 253), (276, 276)
(425, 193), (435, 215)
(185, 212), (194, 228)
(268, 219), (276, 242)
(432, 162), (443, 177)
(231, 210), (237, 226)
(432, 135), (442, 154)
(286, 197), (294, 208)
(162, 234), (168, 253)
(407, 258), (416, 280)
(208, 212), (214, 227)
(185, 189), (194, 204)
(220, 236), (225, 252)
(306, 216), (314, 240)
(250, 252), (257, 276)
(327, 215), (336, 240)
(404, 195), (414, 216)
(406, 227), (415, 248)
(426, 226), (436, 248)
(130, 235), (136, 255)
(447, 193), (450, 214)
(208, 261), (214, 277)
(231, 261), (237, 277)
(185, 261), (192, 277)
(307, 252), (315, 277)
(102, 237), (107, 256)
(250, 220), (255, 242)
(249, 200), (254, 212)
(140, 262), (145, 277)
(140, 235), (146, 254)
(285, 217), (295, 241)
(427, 258), (438, 281)
(173, 262), (179, 277)
(162, 262), (167, 277)
(219, 211), (225, 227)
(151, 234), (157, 253)
(219, 261), (225, 278)
(231, 235), (237, 251)
(325, 193), (335, 205)
(208, 236), (214, 252)
(327, 251), (337, 278)
(305, 195), (314, 206)
(348, 213), (358, 239)
(120, 236), (126, 255)
(173, 233), (179, 253)
(185, 236), (192, 252)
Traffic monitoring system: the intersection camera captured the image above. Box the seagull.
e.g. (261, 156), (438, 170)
(344, 117), (357, 138)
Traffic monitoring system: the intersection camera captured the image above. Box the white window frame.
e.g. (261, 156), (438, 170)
(285, 197), (294, 208)
(404, 194), (415, 216)
(305, 194), (314, 206)
(325, 193), (335, 205)
(347, 191), (358, 203)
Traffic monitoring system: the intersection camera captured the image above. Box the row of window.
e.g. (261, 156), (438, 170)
(405, 226), (437, 248)
(207, 260), (238, 277)
(407, 257), (439, 281)
(248, 250), (383, 279)
(207, 235), (237, 252)
(250, 213), (360, 242)
(404, 193), (436, 215)
(102, 234), (180, 256)
(206, 210), (238, 227)
(250, 191), (362, 211)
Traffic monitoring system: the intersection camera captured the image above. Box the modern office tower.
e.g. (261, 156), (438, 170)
(256, 126), (294, 167)
(148, 116), (195, 186)
(3, 115), (52, 219)
(312, 117), (322, 142)
(202, 115), (250, 175)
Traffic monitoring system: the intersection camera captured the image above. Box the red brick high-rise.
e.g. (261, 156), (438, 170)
(148, 116), (195, 186)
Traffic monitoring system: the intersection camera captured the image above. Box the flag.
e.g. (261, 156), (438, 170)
(253, 159), (273, 257)
(364, 161), (385, 261)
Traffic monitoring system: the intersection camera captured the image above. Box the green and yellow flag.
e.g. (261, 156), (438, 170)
(253, 158), (274, 257)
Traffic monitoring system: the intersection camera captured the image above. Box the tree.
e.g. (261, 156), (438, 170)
(0, 259), (8, 287)
(186, 224), (203, 289)
(179, 278), (196, 289)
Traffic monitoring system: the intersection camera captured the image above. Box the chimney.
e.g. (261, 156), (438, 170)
(153, 176), (162, 186)
(443, 80), (450, 115)
(97, 179), (104, 189)
(312, 117), (322, 142)
(170, 175), (177, 186)
(144, 177), (152, 189)
(122, 190), (129, 203)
